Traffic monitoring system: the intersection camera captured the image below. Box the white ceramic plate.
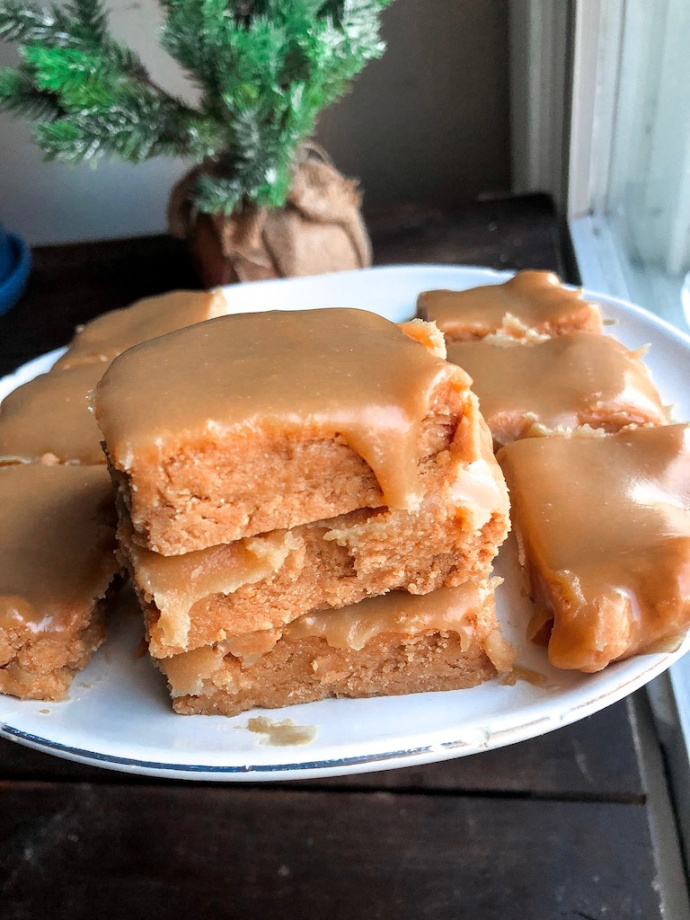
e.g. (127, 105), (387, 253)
(1, 264), (689, 781)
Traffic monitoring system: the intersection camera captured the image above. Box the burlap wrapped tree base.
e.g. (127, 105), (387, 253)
(169, 147), (372, 287)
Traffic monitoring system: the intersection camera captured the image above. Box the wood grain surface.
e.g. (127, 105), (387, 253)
(0, 785), (660, 920)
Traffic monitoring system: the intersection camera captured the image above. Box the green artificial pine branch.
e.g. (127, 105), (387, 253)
(0, 0), (71, 47)
(0, 64), (63, 118)
(0, 0), (394, 214)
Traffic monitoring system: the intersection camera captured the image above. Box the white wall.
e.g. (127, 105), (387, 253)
(0, 0), (510, 245)
(0, 0), (193, 244)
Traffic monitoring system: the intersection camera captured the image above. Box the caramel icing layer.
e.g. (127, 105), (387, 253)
(54, 290), (226, 369)
(0, 465), (119, 633)
(0, 363), (107, 465)
(418, 271), (603, 340)
(282, 581), (495, 651)
(119, 419), (510, 654)
(497, 425), (690, 671)
(96, 308), (469, 510)
(163, 581), (509, 695)
(123, 526), (299, 648)
(448, 333), (667, 444)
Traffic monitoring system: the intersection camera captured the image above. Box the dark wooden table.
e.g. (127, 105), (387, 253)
(0, 194), (668, 919)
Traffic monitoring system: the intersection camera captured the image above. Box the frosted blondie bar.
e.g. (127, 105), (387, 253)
(497, 425), (690, 671)
(0, 465), (121, 699)
(447, 332), (668, 446)
(54, 289), (226, 370)
(0, 362), (107, 465)
(159, 582), (514, 716)
(96, 308), (480, 555)
(417, 271), (603, 342)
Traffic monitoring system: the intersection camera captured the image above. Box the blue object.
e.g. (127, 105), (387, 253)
(0, 227), (31, 314)
(0, 224), (12, 282)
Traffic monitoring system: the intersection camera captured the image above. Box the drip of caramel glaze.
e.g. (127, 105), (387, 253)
(500, 664), (549, 688)
(417, 271), (603, 340)
(283, 581), (489, 650)
(497, 425), (690, 672)
(0, 465), (118, 633)
(123, 525), (298, 649)
(245, 717), (318, 747)
(221, 581), (497, 663)
(0, 363), (107, 465)
(447, 333), (667, 445)
(54, 290), (227, 370)
(162, 580), (507, 697)
(95, 308), (467, 511)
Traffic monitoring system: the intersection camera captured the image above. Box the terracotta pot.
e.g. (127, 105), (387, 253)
(168, 146), (372, 287)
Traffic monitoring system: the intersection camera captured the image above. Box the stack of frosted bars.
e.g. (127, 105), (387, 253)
(95, 307), (513, 716)
(418, 271), (690, 672)
(418, 270), (668, 447)
(0, 290), (226, 700)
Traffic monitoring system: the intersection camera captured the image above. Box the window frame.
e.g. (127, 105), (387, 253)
(510, 0), (690, 888)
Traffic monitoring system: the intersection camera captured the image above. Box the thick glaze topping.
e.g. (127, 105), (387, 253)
(163, 581), (506, 694)
(54, 290), (226, 369)
(125, 527), (298, 648)
(0, 363), (107, 465)
(96, 308), (468, 510)
(418, 271), (603, 340)
(448, 333), (667, 444)
(497, 425), (690, 671)
(0, 465), (119, 633)
(282, 581), (492, 650)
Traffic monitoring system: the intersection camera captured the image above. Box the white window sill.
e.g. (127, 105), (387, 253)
(569, 214), (689, 333)
(570, 212), (690, 880)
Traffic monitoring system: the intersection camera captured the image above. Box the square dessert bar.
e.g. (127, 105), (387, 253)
(0, 465), (121, 700)
(417, 271), (603, 341)
(497, 425), (690, 672)
(447, 332), (668, 447)
(158, 582), (514, 716)
(54, 289), (226, 370)
(96, 308), (479, 555)
(0, 362), (107, 465)
(119, 402), (509, 656)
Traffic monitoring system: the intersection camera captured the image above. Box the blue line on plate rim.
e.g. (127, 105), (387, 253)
(0, 722), (436, 774)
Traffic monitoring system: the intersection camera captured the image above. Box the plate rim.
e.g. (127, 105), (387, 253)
(1, 630), (687, 781)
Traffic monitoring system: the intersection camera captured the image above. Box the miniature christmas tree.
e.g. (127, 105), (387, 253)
(0, 0), (393, 282)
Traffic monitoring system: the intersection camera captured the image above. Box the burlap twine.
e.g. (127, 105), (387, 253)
(168, 145), (372, 286)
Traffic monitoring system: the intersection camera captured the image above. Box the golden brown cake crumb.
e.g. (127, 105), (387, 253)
(0, 464), (122, 699)
(120, 424), (510, 656)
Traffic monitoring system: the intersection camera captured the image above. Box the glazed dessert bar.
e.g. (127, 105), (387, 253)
(417, 271), (603, 342)
(159, 582), (514, 716)
(99, 306), (512, 715)
(54, 289), (226, 370)
(0, 362), (107, 465)
(0, 464), (121, 700)
(497, 425), (690, 672)
(95, 308), (481, 555)
(0, 290), (226, 467)
(119, 409), (509, 656)
(447, 332), (668, 447)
